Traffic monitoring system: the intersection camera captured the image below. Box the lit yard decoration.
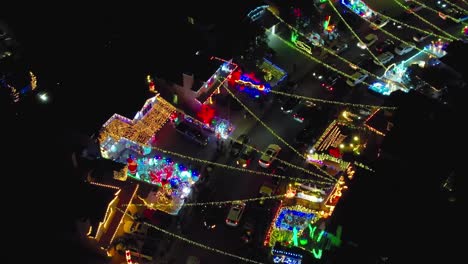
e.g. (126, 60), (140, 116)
(271, 248), (303, 264)
(341, 0), (374, 18)
(99, 93), (176, 161)
(127, 155), (200, 215)
(229, 71), (271, 98)
(264, 205), (318, 247)
(259, 58), (288, 87)
(291, 224), (343, 260)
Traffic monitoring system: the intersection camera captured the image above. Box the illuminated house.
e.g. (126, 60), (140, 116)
(153, 55), (237, 113)
(98, 93), (176, 161)
(82, 180), (140, 252)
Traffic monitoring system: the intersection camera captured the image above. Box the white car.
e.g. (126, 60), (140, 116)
(225, 202), (246, 226)
(370, 16), (389, 30)
(413, 30), (433, 42)
(373, 51), (394, 65)
(259, 144), (281, 168)
(394, 42), (415, 55)
(346, 71), (369, 86)
(357, 34), (379, 49)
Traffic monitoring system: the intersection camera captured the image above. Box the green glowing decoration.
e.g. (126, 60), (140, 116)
(317, 230), (325, 242)
(309, 224), (317, 239)
(299, 238), (308, 245)
(291, 31), (298, 43)
(293, 227), (299, 246)
(312, 248), (323, 259)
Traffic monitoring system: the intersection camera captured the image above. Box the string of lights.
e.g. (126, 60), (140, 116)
(268, 89), (397, 110)
(116, 208), (264, 264)
(361, 16), (436, 56)
(326, 0), (387, 70)
(461, 0), (468, 6)
(150, 144), (335, 184)
(408, 0), (464, 23)
(224, 85), (335, 181)
(133, 194), (291, 209)
(265, 29), (375, 88)
(393, 0), (461, 39)
(227, 135), (337, 183)
(265, 8), (404, 88)
(445, 0), (468, 13)
(371, 9), (454, 41)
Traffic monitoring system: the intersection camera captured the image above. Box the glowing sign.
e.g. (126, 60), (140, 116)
(273, 255), (302, 264)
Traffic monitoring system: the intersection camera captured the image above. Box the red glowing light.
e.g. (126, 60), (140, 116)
(197, 104), (216, 124)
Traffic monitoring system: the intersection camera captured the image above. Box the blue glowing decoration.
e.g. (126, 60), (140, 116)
(341, 0), (373, 18)
(368, 82), (392, 96)
(275, 208), (315, 231)
(235, 72), (271, 98)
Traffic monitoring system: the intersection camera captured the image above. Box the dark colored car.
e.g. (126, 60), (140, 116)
(175, 122), (208, 147)
(230, 134), (250, 156)
(320, 72), (342, 92)
(349, 56), (374, 72)
(295, 125), (317, 147)
(312, 64), (337, 80)
(375, 39), (395, 54)
(203, 211), (218, 230)
(292, 104), (319, 123)
(281, 97), (300, 113)
(241, 218), (256, 243)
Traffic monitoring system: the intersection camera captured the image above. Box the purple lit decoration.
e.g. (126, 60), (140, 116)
(235, 72), (271, 98)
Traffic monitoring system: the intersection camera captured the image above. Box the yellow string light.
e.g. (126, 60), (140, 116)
(266, 9), (405, 89)
(268, 89), (397, 110)
(115, 208), (264, 264)
(371, 10), (454, 41)
(409, 0), (465, 23)
(130, 194), (289, 208)
(326, 0), (387, 70)
(266, 29), (375, 88)
(445, 0), (468, 14)
(362, 16), (436, 56)
(223, 85), (336, 181)
(393, 0), (461, 39)
(150, 144), (335, 184)
(227, 135), (337, 183)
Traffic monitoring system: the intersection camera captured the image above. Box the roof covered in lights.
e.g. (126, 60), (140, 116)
(99, 94), (176, 145)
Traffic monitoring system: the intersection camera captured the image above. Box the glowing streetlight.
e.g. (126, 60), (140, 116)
(38, 92), (48, 102)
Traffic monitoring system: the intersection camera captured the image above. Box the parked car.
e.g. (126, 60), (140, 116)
(292, 103), (319, 123)
(320, 72), (342, 92)
(394, 42), (415, 55)
(203, 211), (218, 230)
(346, 71), (369, 86)
(230, 134), (249, 156)
(175, 122), (208, 147)
(330, 41), (349, 54)
(259, 144), (281, 168)
(375, 39), (395, 53)
(349, 56), (374, 71)
(373, 51), (395, 65)
(236, 146), (255, 168)
(281, 97), (300, 113)
(295, 125), (316, 147)
(357, 34), (379, 49)
(225, 202), (246, 227)
(413, 30), (433, 42)
(258, 182), (275, 205)
(370, 15), (390, 30)
(241, 218), (256, 243)
(406, 1), (423, 13)
(312, 64), (337, 80)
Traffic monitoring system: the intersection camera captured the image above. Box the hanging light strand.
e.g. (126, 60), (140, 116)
(361, 16), (437, 56)
(445, 0), (468, 14)
(223, 85), (335, 180)
(265, 29), (375, 88)
(326, 0), (387, 70)
(268, 89), (397, 110)
(183, 194), (287, 207)
(266, 8), (405, 89)
(371, 10), (454, 41)
(393, 0), (461, 39)
(150, 144), (335, 184)
(409, 0), (465, 23)
(227, 135), (337, 183)
(115, 208), (265, 264)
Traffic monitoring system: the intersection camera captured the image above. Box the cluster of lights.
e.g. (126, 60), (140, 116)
(109, 184), (140, 246)
(447, 0), (468, 13)
(393, 0), (460, 40)
(224, 85), (334, 181)
(89, 181), (120, 190)
(409, 0), (464, 23)
(125, 250), (138, 264)
(328, 0), (387, 70)
(116, 207), (264, 264)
